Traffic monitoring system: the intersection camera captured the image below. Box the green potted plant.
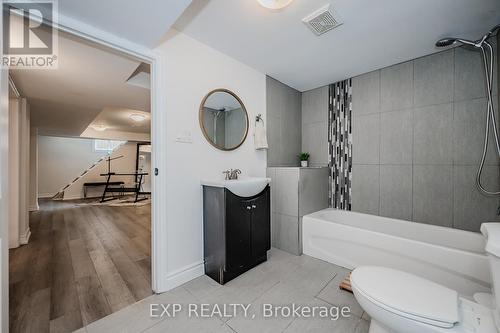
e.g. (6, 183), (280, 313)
(298, 152), (310, 167)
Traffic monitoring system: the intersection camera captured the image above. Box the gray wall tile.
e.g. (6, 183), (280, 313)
(380, 165), (413, 221)
(453, 98), (500, 166)
(302, 86), (329, 125)
(273, 213), (300, 255)
(297, 44), (498, 232)
(413, 103), (453, 165)
(269, 167), (329, 255)
(266, 76), (302, 167)
(302, 121), (328, 167)
(266, 114), (282, 167)
(380, 110), (413, 164)
(352, 70), (380, 115)
(274, 168), (299, 216)
(298, 167), (329, 217)
(413, 165), (453, 227)
(282, 92), (302, 165)
(266, 167), (276, 226)
(381, 61), (414, 112)
(453, 166), (500, 232)
(301, 85), (329, 167)
(352, 114), (380, 164)
(266, 76), (284, 119)
(352, 165), (380, 215)
(455, 45), (497, 101)
(414, 50), (453, 107)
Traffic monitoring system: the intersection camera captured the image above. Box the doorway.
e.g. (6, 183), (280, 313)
(7, 27), (156, 332)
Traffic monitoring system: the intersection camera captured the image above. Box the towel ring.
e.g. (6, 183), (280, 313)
(255, 114), (264, 126)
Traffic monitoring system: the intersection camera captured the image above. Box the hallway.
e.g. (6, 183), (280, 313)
(9, 200), (152, 332)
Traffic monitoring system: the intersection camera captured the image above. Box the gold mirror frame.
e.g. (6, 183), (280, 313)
(199, 88), (249, 151)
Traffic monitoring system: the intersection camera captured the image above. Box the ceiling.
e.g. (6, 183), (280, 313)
(10, 31), (150, 137)
(58, 0), (193, 48)
(88, 108), (150, 134)
(174, 0), (500, 91)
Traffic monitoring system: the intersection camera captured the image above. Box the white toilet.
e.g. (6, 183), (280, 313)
(351, 223), (500, 333)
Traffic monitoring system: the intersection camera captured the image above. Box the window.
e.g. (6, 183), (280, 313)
(93, 139), (126, 152)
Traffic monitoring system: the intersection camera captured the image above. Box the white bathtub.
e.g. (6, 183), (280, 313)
(302, 208), (491, 298)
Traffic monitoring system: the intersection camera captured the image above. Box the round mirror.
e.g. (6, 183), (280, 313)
(199, 89), (249, 151)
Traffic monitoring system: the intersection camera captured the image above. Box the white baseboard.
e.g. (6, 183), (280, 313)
(19, 228), (31, 245)
(158, 261), (204, 293)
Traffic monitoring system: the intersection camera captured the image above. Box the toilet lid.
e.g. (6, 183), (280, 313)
(351, 266), (459, 328)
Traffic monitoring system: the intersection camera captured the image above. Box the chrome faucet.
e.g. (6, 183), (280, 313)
(223, 169), (241, 180)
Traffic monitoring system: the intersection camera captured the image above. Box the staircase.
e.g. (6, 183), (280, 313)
(51, 154), (111, 200)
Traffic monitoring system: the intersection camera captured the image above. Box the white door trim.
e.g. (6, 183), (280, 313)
(45, 14), (168, 293)
(1, 9), (10, 331)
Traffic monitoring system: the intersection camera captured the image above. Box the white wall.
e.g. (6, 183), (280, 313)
(62, 142), (140, 200)
(155, 30), (267, 290)
(29, 127), (39, 211)
(38, 136), (109, 197)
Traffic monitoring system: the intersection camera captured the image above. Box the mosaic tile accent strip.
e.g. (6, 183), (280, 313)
(328, 79), (353, 209)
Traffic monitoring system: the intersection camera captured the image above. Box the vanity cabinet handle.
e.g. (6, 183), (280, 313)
(246, 206), (252, 210)
(252, 205), (257, 209)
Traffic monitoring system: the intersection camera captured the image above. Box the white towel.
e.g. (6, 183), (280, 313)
(254, 122), (268, 150)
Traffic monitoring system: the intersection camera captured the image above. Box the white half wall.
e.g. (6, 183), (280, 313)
(38, 136), (108, 197)
(155, 30), (267, 291)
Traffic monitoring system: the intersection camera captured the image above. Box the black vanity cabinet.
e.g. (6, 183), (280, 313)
(203, 185), (270, 284)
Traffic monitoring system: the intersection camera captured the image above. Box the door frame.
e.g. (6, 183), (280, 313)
(1, 12), (9, 331)
(22, 15), (169, 293)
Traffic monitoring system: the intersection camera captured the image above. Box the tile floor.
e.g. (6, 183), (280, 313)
(76, 248), (370, 333)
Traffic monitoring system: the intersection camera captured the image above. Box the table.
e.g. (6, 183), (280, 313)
(99, 172), (149, 203)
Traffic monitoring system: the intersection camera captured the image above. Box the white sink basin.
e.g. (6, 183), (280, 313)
(201, 177), (271, 197)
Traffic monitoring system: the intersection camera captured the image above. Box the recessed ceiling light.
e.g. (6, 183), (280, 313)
(92, 124), (107, 132)
(129, 113), (146, 122)
(257, 0), (293, 10)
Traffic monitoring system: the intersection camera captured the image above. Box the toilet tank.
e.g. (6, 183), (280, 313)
(480, 223), (500, 316)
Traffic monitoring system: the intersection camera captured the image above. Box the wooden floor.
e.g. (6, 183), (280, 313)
(9, 199), (152, 333)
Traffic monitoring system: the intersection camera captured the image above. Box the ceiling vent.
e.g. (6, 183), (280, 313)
(302, 4), (342, 36)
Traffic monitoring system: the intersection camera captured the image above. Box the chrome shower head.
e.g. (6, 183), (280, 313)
(436, 37), (477, 48)
(435, 38), (457, 47)
(486, 24), (500, 38)
(436, 24), (500, 49)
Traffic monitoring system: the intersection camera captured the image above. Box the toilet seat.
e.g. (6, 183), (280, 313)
(351, 266), (459, 328)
